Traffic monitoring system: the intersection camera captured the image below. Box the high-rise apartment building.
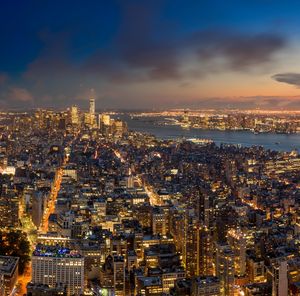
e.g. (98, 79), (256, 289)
(268, 260), (288, 296)
(227, 228), (246, 277)
(215, 243), (235, 296)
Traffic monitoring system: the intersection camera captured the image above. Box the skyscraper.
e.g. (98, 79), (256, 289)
(183, 210), (199, 277)
(89, 97), (95, 127)
(89, 98), (95, 116)
(70, 105), (79, 126)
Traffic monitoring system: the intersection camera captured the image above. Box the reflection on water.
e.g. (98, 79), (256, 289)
(120, 115), (300, 152)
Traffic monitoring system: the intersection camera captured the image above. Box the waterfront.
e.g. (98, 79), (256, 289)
(121, 115), (300, 151)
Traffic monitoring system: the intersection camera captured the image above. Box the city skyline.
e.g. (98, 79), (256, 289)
(2, 1), (300, 109)
(0, 106), (300, 295)
(2, 3), (300, 294)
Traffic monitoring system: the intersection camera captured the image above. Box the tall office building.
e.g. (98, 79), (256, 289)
(32, 191), (45, 229)
(100, 114), (110, 126)
(197, 189), (211, 228)
(197, 226), (214, 276)
(31, 244), (84, 295)
(70, 106), (79, 126)
(183, 213), (213, 278)
(89, 97), (95, 127)
(112, 119), (125, 137)
(99, 114), (111, 135)
(152, 207), (167, 236)
(89, 97), (95, 115)
(183, 210), (200, 277)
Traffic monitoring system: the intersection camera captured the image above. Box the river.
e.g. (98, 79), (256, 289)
(118, 115), (300, 151)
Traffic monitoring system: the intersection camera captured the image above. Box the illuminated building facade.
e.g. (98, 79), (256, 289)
(70, 106), (79, 126)
(227, 228), (246, 277)
(31, 245), (84, 295)
(215, 243), (235, 296)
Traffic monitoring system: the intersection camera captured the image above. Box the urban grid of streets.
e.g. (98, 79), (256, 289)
(1, 108), (300, 295)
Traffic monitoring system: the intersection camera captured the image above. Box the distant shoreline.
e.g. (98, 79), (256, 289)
(119, 114), (300, 152)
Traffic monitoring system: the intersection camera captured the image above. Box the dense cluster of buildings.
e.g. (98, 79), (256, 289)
(0, 102), (300, 295)
(155, 110), (300, 133)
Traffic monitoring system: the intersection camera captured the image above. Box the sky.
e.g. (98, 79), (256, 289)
(2, 0), (300, 110)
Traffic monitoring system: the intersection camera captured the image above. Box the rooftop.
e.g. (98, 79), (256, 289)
(138, 276), (162, 287)
(33, 244), (82, 258)
(0, 256), (19, 275)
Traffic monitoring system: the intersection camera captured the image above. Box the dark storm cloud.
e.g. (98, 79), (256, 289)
(0, 0), (289, 108)
(109, 2), (286, 78)
(81, 1), (288, 83)
(15, 26), (287, 108)
(83, 0), (181, 82)
(192, 31), (286, 71)
(116, 1), (181, 80)
(272, 73), (300, 87)
(83, 30), (286, 83)
(24, 0), (287, 83)
(3, 0), (300, 111)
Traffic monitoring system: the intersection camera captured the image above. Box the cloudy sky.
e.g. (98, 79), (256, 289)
(1, 0), (300, 109)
